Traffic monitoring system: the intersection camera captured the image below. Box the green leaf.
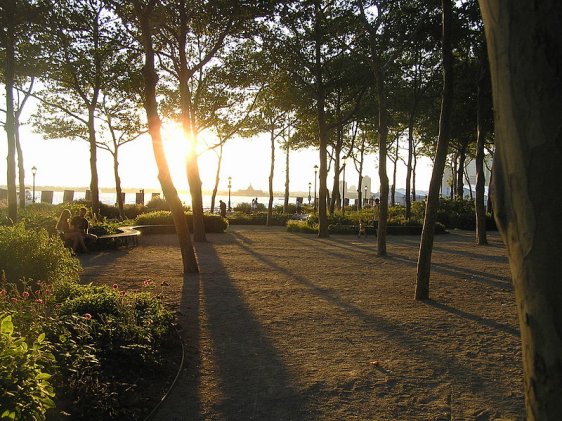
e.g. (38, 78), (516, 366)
(1, 316), (14, 335)
(37, 333), (45, 343)
(36, 372), (52, 380)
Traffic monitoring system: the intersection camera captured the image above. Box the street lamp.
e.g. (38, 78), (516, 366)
(31, 166), (37, 203)
(308, 182), (312, 205)
(364, 185), (368, 206)
(227, 176), (232, 212)
(314, 164), (318, 211)
(342, 157), (346, 214)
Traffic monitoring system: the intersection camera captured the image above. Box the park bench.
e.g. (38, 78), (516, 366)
(97, 226), (141, 248)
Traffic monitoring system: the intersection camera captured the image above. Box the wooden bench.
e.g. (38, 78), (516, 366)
(97, 226), (141, 248)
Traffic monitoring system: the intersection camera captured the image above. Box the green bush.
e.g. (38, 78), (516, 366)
(134, 211), (227, 233)
(226, 212), (289, 226)
(0, 314), (56, 421)
(0, 225), (81, 286)
(286, 220), (318, 233)
(0, 278), (176, 420)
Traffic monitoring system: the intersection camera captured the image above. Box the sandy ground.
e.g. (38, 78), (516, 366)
(79, 226), (524, 421)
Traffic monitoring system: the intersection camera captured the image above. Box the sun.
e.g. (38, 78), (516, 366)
(161, 123), (222, 191)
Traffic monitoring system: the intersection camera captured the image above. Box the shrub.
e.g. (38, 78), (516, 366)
(286, 220), (318, 233)
(0, 225), (81, 286)
(134, 211), (227, 233)
(0, 313), (56, 421)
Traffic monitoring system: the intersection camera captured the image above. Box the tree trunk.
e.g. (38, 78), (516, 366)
(283, 133), (290, 213)
(210, 144), (223, 213)
(475, 50), (489, 245)
(267, 126), (275, 226)
(329, 155), (341, 216)
(456, 147), (466, 200)
(178, 2), (206, 243)
(406, 116), (415, 218)
(113, 151), (124, 220)
(391, 137), (398, 206)
(4, 0), (17, 222)
(479, 1), (562, 418)
(136, 0), (198, 273)
(15, 120), (25, 209)
(314, 0), (329, 238)
(87, 107), (100, 217)
(415, 0), (453, 300)
(376, 67), (389, 256)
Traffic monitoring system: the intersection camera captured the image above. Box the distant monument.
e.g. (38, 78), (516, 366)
(235, 184), (266, 196)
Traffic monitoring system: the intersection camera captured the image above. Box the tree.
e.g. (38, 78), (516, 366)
(415, 0), (454, 300)
(34, 0), (124, 216)
(116, 0), (199, 273)
(96, 90), (146, 219)
(479, 1), (562, 418)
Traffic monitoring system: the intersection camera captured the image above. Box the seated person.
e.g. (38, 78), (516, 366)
(56, 209), (87, 253)
(70, 207), (98, 250)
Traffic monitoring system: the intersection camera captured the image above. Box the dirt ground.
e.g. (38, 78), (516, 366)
(79, 226), (524, 421)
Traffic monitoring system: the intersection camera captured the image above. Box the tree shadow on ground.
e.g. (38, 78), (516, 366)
(229, 232), (500, 393)
(155, 240), (315, 421)
(423, 300), (519, 337)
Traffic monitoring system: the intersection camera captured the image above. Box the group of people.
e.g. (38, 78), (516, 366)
(251, 197), (259, 213)
(56, 207), (97, 253)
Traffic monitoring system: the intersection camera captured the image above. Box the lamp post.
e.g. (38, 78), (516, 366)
(31, 166), (37, 203)
(227, 176), (232, 212)
(313, 164), (318, 211)
(342, 157), (346, 214)
(364, 185), (368, 206)
(308, 182), (311, 205)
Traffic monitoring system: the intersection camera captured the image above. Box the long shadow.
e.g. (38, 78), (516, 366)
(230, 236), (510, 392)
(287, 234), (380, 260)
(157, 240), (314, 420)
(424, 300), (519, 337)
(385, 254), (513, 290)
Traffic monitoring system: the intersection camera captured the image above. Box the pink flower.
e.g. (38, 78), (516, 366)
(112, 284), (119, 290)
(143, 280), (152, 287)
(83, 313), (92, 320)
(11, 297), (18, 303)
(0, 289), (6, 296)
(22, 291), (30, 299)
(35, 299), (43, 304)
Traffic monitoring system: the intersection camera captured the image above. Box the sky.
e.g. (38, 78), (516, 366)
(1, 98), (435, 196)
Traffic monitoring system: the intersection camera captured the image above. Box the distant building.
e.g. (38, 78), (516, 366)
(441, 156), (492, 199)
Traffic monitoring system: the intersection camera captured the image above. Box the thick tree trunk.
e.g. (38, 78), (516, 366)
(210, 144), (223, 213)
(415, 0), (453, 300)
(4, 1), (17, 222)
(314, 0), (329, 238)
(479, 1), (562, 418)
(136, 0), (198, 273)
(376, 68), (389, 256)
(186, 143), (206, 242)
(267, 127), (275, 226)
(475, 50), (489, 245)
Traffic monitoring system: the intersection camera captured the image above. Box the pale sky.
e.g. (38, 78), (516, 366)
(1, 99), (434, 195)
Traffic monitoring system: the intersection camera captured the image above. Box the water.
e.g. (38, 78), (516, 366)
(35, 190), (303, 210)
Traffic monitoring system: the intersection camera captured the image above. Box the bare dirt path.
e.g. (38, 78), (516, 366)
(80, 227), (524, 421)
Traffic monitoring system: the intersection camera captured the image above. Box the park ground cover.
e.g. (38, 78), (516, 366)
(80, 226), (523, 420)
